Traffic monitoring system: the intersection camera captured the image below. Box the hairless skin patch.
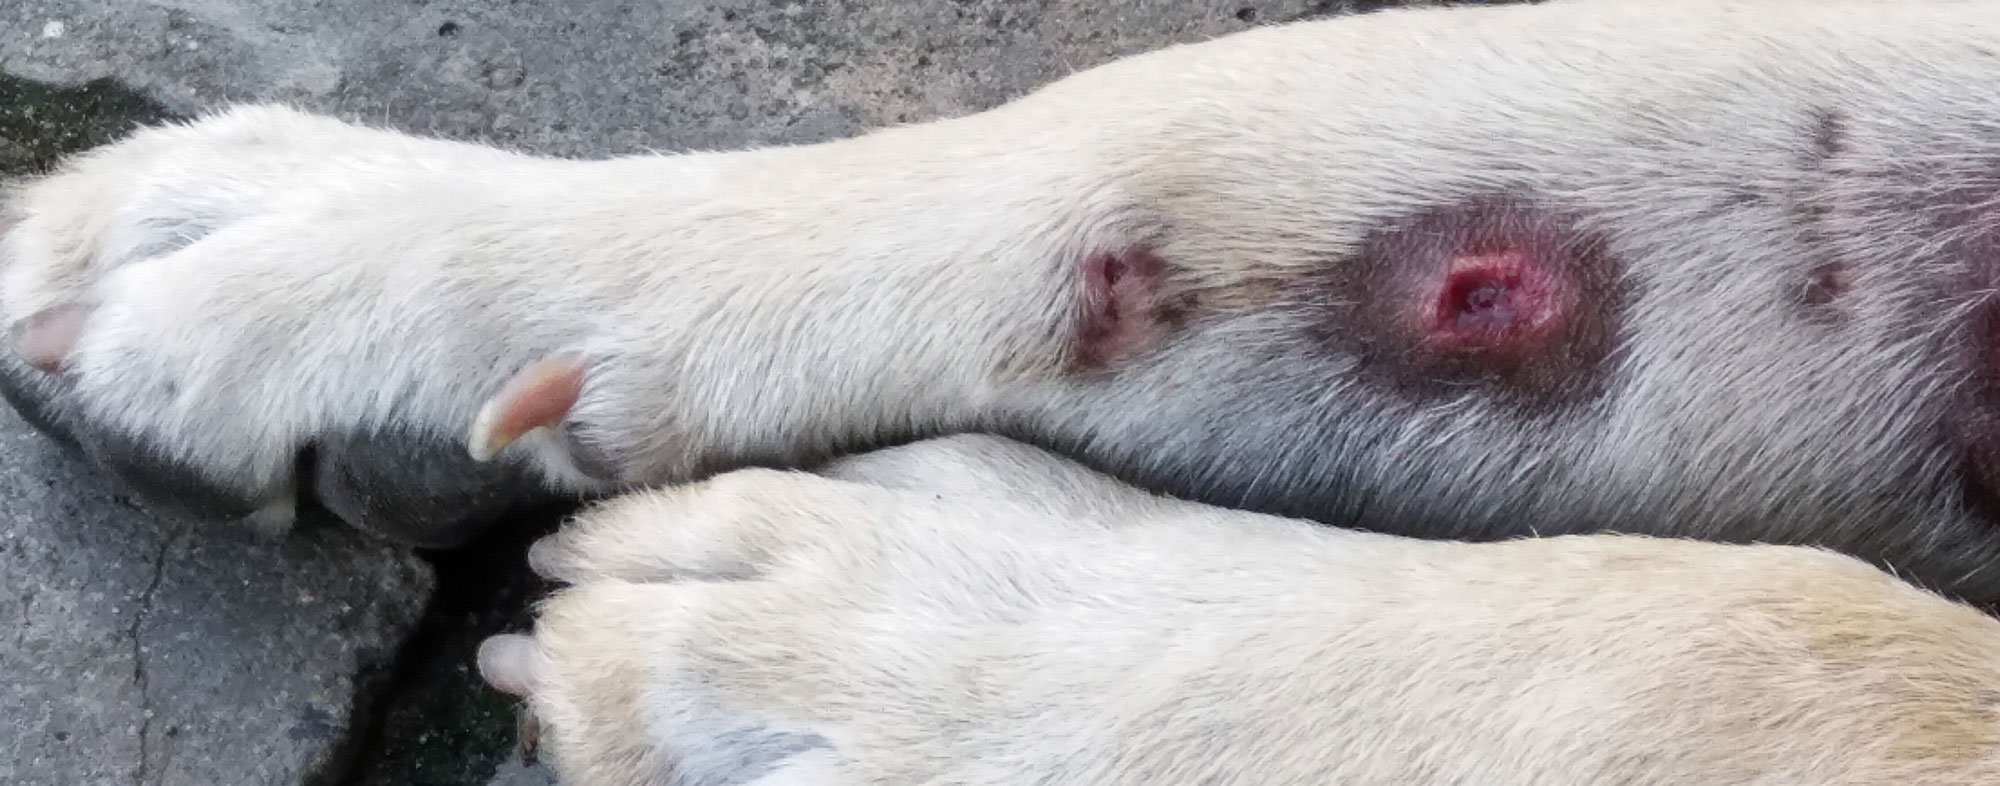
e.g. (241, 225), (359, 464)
(1429, 248), (1563, 350)
(1316, 196), (1621, 404)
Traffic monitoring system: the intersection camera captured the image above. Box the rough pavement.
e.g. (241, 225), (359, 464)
(0, 401), (429, 785)
(1, 0), (1374, 155)
(0, 0), (1451, 783)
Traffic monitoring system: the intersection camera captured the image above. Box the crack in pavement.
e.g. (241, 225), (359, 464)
(129, 525), (185, 786)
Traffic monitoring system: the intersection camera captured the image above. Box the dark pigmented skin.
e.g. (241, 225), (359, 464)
(0, 343), (543, 546)
(1313, 197), (1622, 406)
(1005, 173), (2000, 607)
(312, 431), (558, 549)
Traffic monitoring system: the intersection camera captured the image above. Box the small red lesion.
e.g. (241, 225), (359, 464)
(1074, 247), (1167, 370)
(1425, 248), (1567, 352)
(1801, 260), (1854, 307)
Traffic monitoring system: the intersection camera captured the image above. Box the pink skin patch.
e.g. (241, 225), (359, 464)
(1075, 248), (1166, 369)
(1426, 249), (1566, 350)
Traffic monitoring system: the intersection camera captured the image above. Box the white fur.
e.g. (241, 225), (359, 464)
(517, 436), (2000, 785)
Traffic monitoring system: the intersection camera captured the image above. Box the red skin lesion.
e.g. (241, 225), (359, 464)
(1074, 247), (1168, 371)
(1306, 196), (1621, 404)
(1426, 248), (1569, 354)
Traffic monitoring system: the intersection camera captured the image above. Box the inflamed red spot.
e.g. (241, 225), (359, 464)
(1310, 195), (1621, 404)
(1799, 260), (1853, 309)
(1430, 248), (1565, 349)
(1074, 247), (1169, 370)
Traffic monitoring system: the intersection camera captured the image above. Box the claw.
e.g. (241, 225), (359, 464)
(468, 354), (587, 462)
(10, 304), (89, 373)
(242, 473), (298, 537)
(478, 633), (547, 697)
(525, 535), (563, 581)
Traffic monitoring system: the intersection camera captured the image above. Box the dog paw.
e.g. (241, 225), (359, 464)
(0, 106), (595, 545)
(479, 460), (1190, 785)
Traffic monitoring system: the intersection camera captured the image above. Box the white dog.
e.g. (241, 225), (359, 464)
(8, 1), (2000, 783)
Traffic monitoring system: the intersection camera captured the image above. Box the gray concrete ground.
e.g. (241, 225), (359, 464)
(0, 0), (1462, 783)
(0, 400), (429, 785)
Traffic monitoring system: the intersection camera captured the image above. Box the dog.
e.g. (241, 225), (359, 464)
(9, 0), (2000, 782)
